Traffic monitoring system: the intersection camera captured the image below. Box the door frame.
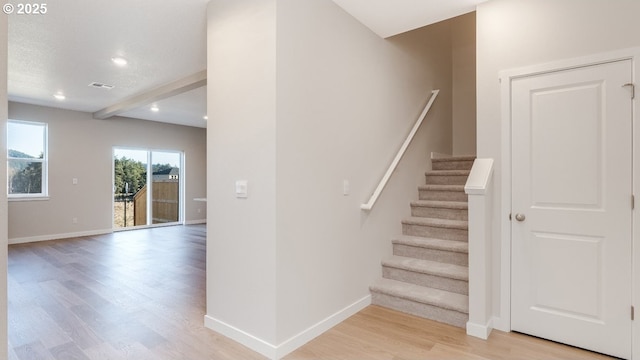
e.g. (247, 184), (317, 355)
(111, 146), (186, 230)
(498, 47), (640, 357)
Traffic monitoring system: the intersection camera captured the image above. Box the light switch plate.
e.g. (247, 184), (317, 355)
(235, 180), (248, 198)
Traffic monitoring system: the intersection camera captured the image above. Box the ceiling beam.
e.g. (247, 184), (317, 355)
(93, 70), (207, 120)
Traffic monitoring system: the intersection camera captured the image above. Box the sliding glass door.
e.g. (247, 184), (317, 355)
(113, 148), (183, 229)
(151, 151), (181, 224)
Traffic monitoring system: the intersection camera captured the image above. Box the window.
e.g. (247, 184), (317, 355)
(7, 120), (48, 198)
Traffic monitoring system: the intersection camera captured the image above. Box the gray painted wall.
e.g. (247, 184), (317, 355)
(207, 0), (474, 355)
(452, 12), (476, 156)
(8, 102), (207, 242)
(477, 0), (640, 329)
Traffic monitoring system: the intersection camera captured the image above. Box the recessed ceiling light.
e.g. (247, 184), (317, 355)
(53, 93), (66, 100)
(203, 115), (208, 120)
(150, 105), (159, 112)
(111, 57), (128, 66)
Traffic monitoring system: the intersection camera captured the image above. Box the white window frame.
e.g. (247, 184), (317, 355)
(7, 119), (49, 200)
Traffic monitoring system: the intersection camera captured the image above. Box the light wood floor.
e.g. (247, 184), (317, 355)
(8, 225), (614, 360)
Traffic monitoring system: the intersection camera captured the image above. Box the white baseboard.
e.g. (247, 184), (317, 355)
(276, 295), (371, 358)
(9, 228), (113, 245)
(184, 219), (206, 225)
(204, 295), (371, 360)
(491, 315), (510, 333)
(466, 318), (494, 340)
(204, 315), (278, 359)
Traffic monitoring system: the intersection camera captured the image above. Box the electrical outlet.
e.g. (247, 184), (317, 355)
(197, 208), (201, 214)
(72, 217), (78, 224)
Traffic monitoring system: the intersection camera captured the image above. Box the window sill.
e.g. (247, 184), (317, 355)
(8, 196), (50, 202)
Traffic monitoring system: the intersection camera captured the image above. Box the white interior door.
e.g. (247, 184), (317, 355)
(511, 59), (633, 359)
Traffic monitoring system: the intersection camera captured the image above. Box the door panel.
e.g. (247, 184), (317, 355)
(113, 148), (148, 228)
(151, 151), (181, 224)
(530, 82), (602, 209)
(511, 60), (632, 359)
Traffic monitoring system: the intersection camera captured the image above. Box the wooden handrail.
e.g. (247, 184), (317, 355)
(361, 90), (439, 211)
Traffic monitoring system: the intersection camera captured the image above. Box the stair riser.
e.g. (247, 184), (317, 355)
(419, 190), (467, 202)
(432, 160), (474, 171)
(382, 267), (468, 295)
(425, 175), (468, 185)
(410, 206), (468, 221)
(402, 224), (468, 242)
(393, 245), (468, 266)
(371, 292), (468, 328)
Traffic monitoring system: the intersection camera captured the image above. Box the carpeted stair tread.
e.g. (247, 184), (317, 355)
(370, 278), (468, 314)
(425, 170), (471, 176)
(431, 156), (475, 171)
(410, 200), (468, 210)
(431, 156), (476, 163)
(382, 256), (468, 281)
(392, 236), (468, 254)
(371, 154), (473, 321)
(418, 184), (465, 192)
(402, 217), (468, 230)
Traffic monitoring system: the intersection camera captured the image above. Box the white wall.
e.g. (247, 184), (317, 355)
(451, 12), (476, 156)
(207, 0), (474, 357)
(476, 0), (640, 328)
(274, 0), (455, 345)
(0, 12), (9, 359)
(205, 0), (278, 346)
(7, 103), (207, 242)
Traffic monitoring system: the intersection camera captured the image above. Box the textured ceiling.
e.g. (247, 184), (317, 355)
(332, 0), (487, 38)
(8, 1), (483, 129)
(8, 0), (209, 128)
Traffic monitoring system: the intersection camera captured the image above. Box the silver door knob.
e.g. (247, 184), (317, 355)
(515, 213), (526, 222)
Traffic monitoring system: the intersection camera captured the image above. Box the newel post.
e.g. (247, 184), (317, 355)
(464, 158), (494, 340)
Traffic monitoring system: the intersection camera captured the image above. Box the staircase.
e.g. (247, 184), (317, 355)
(370, 155), (475, 328)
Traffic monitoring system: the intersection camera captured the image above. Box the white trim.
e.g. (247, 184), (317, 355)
(146, 151), (152, 225)
(464, 158), (493, 195)
(465, 158), (495, 340)
(204, 315), (278, 359)
(184, 219), (206, 225)
(8, 196), (49, 202)
(275, 295), (370, 359)
(204, 295), (371, 360)
(497, 46), (640, 335)
(499, 46), (640, 81)
(180, 151), (186, 223)
(495, 65), (513, 332)
(632, 49), (640, 360)
(9, 228), (113, 245)
(7, 119), (49, 198)
(466, 317), (493, 340)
